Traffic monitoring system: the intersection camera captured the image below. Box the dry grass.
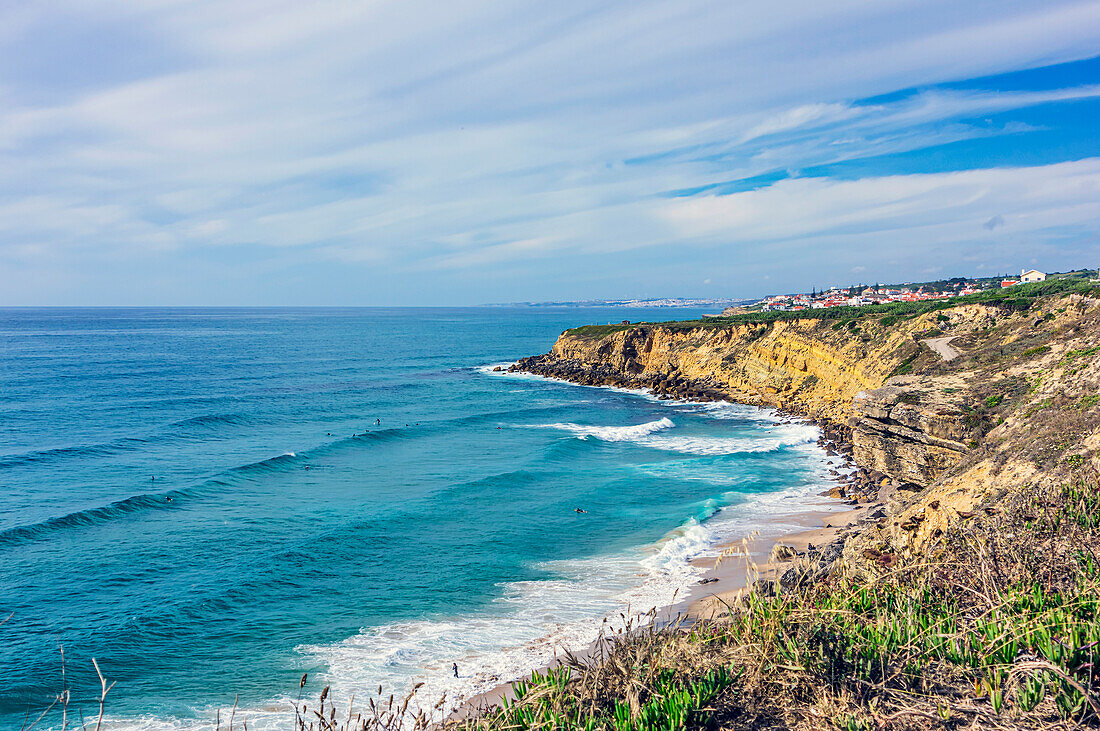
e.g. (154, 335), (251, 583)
(432, 474), (1100, 731)
(20, 474), (1100, 731)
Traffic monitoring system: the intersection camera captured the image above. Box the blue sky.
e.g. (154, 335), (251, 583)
(1, 1), (1098, 305)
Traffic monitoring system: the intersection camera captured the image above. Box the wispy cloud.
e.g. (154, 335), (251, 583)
(0, 0), (1098, 303)
(660, 159), (1100, 244)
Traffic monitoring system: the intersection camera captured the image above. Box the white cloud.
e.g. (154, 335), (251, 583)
(0, 0), (1098, 303)
(660, 158), (1100, 246)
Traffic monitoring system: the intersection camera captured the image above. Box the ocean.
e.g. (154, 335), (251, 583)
(0, 307), (841, 730)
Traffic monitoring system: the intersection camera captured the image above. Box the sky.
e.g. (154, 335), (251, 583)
(1, 0), (1099, 306)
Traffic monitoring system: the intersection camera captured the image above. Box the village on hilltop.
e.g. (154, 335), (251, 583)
(743, 268), (1052, 314)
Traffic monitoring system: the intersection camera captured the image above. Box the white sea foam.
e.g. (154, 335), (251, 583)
(537, 417), (675, 441)
(641, 423), (819, 455)
(536, 418), (818, 456)
(295, 539), (705, 722)
(103, 384), (839, 731)
(697, 400), (781, 421)
(477, 362), (518, 375)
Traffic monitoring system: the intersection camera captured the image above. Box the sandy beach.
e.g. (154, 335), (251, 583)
(449, 492), (876, 721)
(683, 505), (869, 621)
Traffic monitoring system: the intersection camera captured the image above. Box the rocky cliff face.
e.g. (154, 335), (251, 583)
(521, 318), (907, 417)
(514, 295), (1100, 523)
(513, 291), (1100, 590)
(850, 377), (973, 487)
(513, 310), (974, 488)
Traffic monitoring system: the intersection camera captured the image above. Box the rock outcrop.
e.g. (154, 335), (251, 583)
(513, 310), (973, 487)
(514, 292), (1100, 568)
(850, 377), (972, 487)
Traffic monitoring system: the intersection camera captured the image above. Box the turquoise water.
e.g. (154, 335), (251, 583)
(0, 308), (839, 730)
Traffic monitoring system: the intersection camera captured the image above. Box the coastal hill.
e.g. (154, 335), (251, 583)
(266, 278), (1099, 731)
(452, 277), (1100, 730)
(512, 279), (1100, 562)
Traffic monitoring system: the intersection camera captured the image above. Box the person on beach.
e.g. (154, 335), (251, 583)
(453, 663), (459, 678)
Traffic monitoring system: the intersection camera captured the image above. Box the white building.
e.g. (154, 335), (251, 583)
(1020, 269), (1046, 283)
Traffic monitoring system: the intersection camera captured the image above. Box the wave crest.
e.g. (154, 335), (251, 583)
(538, 418), (818, 455)
(537, 417), (675, 441)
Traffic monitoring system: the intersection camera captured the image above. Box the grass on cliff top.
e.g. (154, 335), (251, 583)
(565, 278), (1099, 340)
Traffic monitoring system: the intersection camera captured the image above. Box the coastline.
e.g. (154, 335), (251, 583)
(452, 287), (1100, 728)
(449, 500), (873, 722)
(681, 504), (869, 621)
(454, 366), (876, 721)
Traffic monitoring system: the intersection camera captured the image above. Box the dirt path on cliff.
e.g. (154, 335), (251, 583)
(922, 335), (960, 361)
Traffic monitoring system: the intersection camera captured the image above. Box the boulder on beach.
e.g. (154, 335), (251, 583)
(770, 544), (798, 562)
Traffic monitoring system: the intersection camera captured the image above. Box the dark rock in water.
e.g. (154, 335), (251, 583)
(698, 576), (719, 584)
(493, 366), (502, 372)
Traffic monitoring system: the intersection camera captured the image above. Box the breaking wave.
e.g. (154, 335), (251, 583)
(537, 418), (818, 456)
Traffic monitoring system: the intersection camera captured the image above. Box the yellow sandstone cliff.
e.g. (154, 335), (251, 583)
(513, 292), (1100, 566)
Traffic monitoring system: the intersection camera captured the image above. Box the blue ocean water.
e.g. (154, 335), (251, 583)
(0, 308), (840, 730)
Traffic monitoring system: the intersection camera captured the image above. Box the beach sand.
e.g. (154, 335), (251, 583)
(683, 505), (868, 621)
(449, 500), (875, 721)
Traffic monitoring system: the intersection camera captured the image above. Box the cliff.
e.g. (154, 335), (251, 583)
(513, 308), (973, 488)
(513, 289), (1100, 563)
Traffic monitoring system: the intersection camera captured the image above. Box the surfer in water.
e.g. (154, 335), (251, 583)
(574, 508), (588, 514)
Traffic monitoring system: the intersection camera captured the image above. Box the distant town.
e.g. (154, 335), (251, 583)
(493, 297), (749, 308)
(742, 268), (1052, 314)
(495, 268), (1098, 311)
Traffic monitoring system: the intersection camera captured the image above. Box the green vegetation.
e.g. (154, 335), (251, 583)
(1063, 347), (1100, 376)
(887, 347), (921, 377)
(566, 278), (1098, 340)
(440, 478), (1100, 730)
(498, 665), (735, 731)
(1026, 398), (1054, 418)
(1048, 269), (1100, 281)
(262, 477), (1100, 731)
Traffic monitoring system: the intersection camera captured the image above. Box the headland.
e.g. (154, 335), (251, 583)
(450, 277), (1100, 729)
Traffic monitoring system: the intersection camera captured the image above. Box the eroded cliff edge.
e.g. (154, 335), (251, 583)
(512, 291), (1100, 568)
